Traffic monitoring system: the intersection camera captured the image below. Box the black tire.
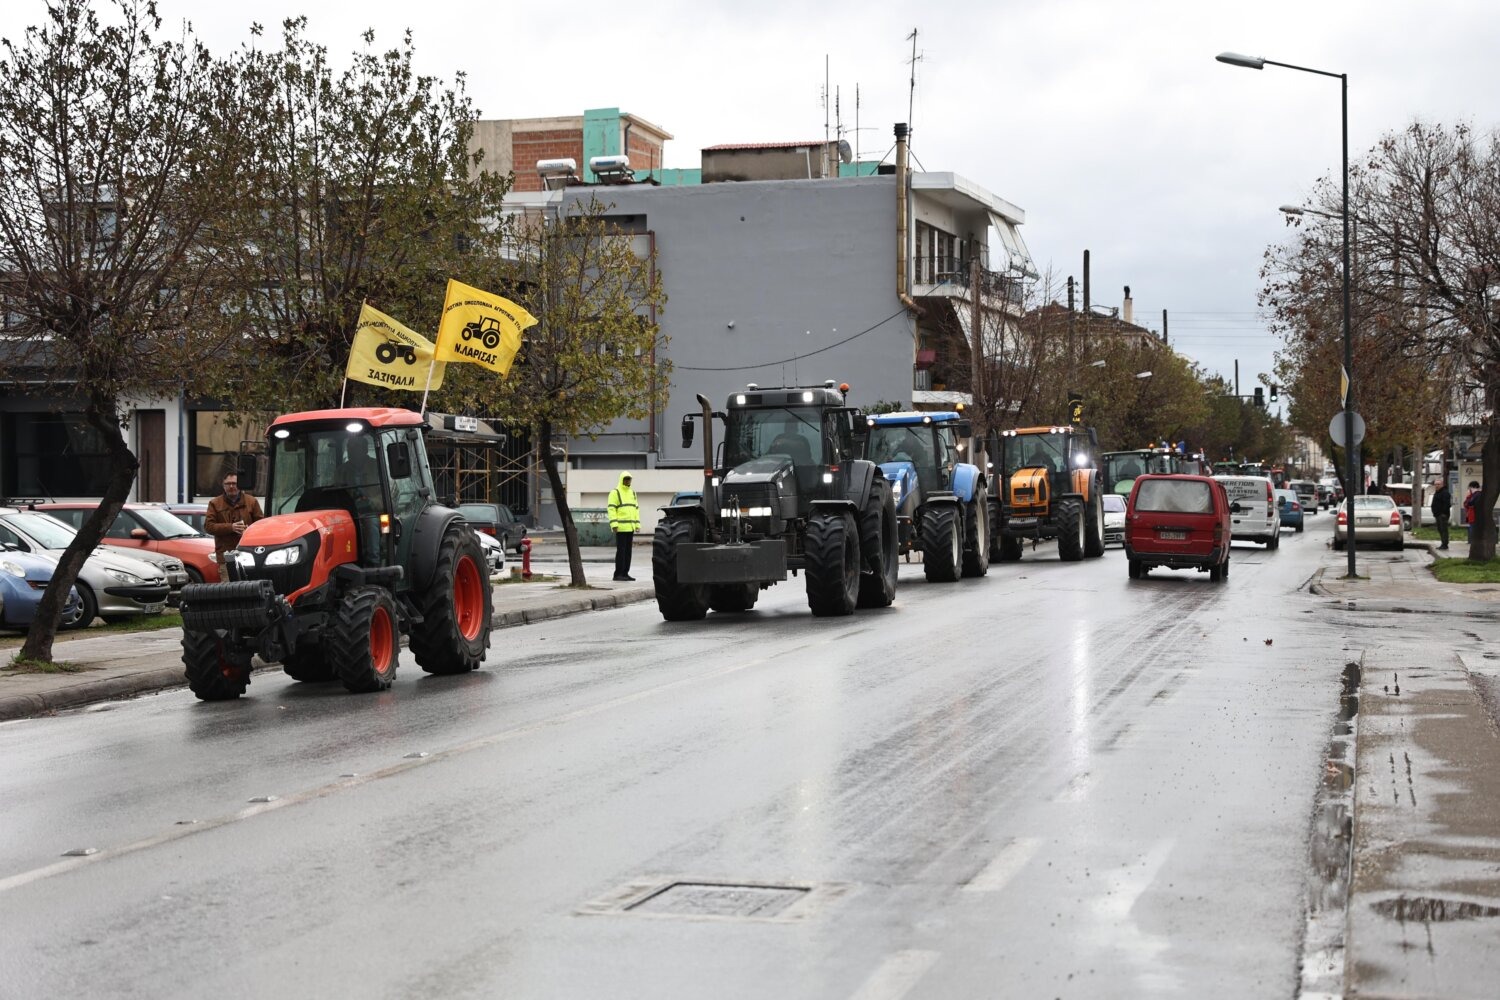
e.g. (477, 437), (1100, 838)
(805, 511), (859, 616)
(1267, 531), (1280, 550)
(1295, 523), (1304, 533)
(1128, 558), (1142, 580)
(185, 565), (205, 585)
(410, 526), (492, 675)
(282, 643), (336, 682)
(920, 504), (961, 583)
(998, 532), (1023, 562)
(183, 629), (253, 701)
(1222, 557), (1231, 579)
(961, 483), (991, 578)
(1056, 499), (1085, 562)
(330, 586), (400, 693)
(652, 517), (709, 621)
(1083, 490), (1106, 558)
(708, 583), (758, 612)
(1210, 561), (1225, 583)
(61, 582), (97, 630)
(857, 484), (898, 608)
(1333, 537), (1345, 551)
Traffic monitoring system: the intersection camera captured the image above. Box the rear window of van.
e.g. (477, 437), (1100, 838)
(1135, 480), (1214, 513)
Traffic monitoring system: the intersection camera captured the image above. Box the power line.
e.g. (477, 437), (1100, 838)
(677, 308), (910, 372)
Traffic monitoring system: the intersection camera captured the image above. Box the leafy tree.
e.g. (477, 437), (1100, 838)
(0, 0), (248, 662)
(466, 197), (668, 586)
(207, 18), (510, 414)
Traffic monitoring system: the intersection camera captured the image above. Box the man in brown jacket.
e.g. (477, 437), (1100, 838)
(204, 471), (264, 581)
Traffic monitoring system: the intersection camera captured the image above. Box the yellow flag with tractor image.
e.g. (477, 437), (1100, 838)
(346, 303), (445, 391)
(434, 279), (537, 376)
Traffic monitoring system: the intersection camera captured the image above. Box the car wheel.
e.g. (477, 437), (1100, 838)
(61, 583), (98, 630)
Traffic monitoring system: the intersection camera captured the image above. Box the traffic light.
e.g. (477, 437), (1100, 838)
(1253, 387), (1265, 407)
(1269, 384), (1279, 403)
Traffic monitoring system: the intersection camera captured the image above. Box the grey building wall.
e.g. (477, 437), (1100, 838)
(561, 175), (911, 469)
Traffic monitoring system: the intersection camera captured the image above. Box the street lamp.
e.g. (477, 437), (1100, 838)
(1218, 51), (1358, 577)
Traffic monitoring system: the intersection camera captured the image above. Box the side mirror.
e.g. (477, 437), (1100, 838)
(386, 442), (412, 480)
(130, 527), (149, 540)
(681, 416), (695, 449)
(954, 420), (973, 438)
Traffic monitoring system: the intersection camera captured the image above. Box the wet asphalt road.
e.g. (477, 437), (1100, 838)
(1, 517), (1358, 998)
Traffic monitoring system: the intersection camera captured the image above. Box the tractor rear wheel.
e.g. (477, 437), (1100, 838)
(806, 511), (859, 616)
(921, 504), (961, 582)
(961, 483), (990, 578)
(1057, 499), (1085, 562)
(183, 630), (253, 701)
(282, 643), (335, 682)
(331, 587), (399, 693)
(653, 517), (710, 621)
(1084, 491), (1106, 558)
(708, 583), (758, 612)
(411, 526), (491, 675)
(856, 484), (898, 608)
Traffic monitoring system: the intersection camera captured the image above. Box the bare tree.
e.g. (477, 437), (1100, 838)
(0, 0), (247, 662)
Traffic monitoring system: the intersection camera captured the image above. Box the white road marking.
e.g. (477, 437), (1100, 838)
(848, 950), (941, 1000)
(963, 837), (1042, 893)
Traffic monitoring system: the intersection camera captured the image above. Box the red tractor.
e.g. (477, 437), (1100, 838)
(178, 407), (492, 699)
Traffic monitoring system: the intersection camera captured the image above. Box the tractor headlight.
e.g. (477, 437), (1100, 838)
(264, 546), (302, 566)
(232, 551), (256, 568)
(891, 480), (903, 500)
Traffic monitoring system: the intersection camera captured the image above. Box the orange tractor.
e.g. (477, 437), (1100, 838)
(178, 407), (492, 699)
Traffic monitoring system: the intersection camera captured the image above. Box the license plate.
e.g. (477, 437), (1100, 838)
(1357, 517), (1382, 526)
(142, 602), (166, 614)
(1158, 529), (1186, 540)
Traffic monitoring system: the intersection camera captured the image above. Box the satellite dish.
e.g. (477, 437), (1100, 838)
(837, 139), (852, 164)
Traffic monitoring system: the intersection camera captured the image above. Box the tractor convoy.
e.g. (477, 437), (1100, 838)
(171, 386), (1219, 700)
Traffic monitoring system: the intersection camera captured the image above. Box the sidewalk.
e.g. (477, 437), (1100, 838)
(0, 548), (654, 723)
(1311, 538), (1500, 998)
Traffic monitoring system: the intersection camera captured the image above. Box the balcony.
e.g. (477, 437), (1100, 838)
(911, 257), (1025, 309)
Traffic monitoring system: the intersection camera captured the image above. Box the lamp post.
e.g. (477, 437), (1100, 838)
(1219, 51), (1357, 576)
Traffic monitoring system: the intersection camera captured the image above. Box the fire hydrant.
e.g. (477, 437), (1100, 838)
(520, 536), (533, 580)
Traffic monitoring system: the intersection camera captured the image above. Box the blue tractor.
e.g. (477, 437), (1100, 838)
(864, 411), (989, 581)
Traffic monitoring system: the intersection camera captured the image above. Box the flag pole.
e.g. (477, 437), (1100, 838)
(419, 357), (437, 417)
(340, 378), (348, 408)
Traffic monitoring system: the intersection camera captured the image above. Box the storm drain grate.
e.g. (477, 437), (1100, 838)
(627, 882), (809, 918)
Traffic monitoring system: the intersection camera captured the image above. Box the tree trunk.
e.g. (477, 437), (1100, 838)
(537, 418), (587, 586)
(1472, 408), (1499, 562)
(18, 396), (138, 663)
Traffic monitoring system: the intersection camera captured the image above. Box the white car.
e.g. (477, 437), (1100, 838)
(1212, 475), (1281, 548)
(475, 529), (505, 575)
(1103, 493), (1127, 545)
(1334, 495), (1405, 551)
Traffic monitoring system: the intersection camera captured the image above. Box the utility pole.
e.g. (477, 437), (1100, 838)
(970, 255), (986, 469)
(1162, 309), (1169, 345)
(1067, 276), (1076, 387)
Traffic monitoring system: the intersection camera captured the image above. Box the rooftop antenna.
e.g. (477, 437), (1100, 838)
(856, 83), (861, 165)
(823, 54), (830, 150)
(906, 28), (922, 139)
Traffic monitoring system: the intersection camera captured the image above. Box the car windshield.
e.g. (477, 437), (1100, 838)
(1, 512), (79, 549)
(133, 507), (204, 539)
(1135, 479), (1214, 513)
(1103, 494), (1126, 512)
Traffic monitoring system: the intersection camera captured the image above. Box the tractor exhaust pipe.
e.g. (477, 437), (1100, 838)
(696, 392), (716, 531)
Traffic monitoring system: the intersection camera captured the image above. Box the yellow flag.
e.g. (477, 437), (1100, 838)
(433, 279), (537, 376)
(346, 304), (445, 391)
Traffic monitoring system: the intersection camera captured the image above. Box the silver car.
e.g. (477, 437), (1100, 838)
(1333, 495), (1405, 551)
(0, 509), (171, 628)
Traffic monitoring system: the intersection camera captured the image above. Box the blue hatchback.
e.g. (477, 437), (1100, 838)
(1273, 489), (1305, 533)
(0, 549), (83, 630)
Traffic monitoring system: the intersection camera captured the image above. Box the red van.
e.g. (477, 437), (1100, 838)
(1124, 474), (1232, 583)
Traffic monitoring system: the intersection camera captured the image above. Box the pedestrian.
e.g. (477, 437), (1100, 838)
(607, 472), (640, 581)
(1463, 481), (1481, 545)
(204, 471), (264, 582)
(1431, 479), (1452, 549)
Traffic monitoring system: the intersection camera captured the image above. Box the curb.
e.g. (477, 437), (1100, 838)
(0, 587), (658, 723)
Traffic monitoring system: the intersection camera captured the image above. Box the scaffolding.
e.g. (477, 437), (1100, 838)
(424, 414), (533, 518)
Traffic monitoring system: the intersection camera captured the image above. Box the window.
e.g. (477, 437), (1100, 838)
(0, 413), (114, 497)
(1135, 479), (1213, 513)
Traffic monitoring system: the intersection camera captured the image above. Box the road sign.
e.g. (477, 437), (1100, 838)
(1328, 410), (1365, 447)
(1340, 366), (1349, 407)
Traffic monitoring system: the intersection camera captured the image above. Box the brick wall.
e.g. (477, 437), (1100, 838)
(512, 130), (584, 191)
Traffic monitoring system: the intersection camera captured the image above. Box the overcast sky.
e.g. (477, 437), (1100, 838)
(6, 0), (1498, 418)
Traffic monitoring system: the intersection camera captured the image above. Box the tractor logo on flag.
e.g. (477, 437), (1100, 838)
(375, 340), (417, 365)
(461, 316), (504, 350)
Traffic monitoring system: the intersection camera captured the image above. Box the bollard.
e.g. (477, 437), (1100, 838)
(521, 536), (532, 580)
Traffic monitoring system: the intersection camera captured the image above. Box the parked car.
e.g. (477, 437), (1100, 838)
(1273, 489), (1305, 533)
(0, 509), (170, 628)
(162, 503), (208, 534)
(458, 502), (528, 554)
(669, 491), (703, 506)
(1124, 474), (1232, 582)
(1213, 474), (1281, 549)
(475, 529), (506, 575)
(1102, 493), (1127, 546)
(1334, 495), (1405, 551)
(0, 548), (82, 631)
(35, 502), (218, 584)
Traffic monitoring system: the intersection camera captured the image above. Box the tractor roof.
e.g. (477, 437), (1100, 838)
(269, 407), (426, 432)
(1002, 425), (1077, 436)
(866, 410), (963, 426)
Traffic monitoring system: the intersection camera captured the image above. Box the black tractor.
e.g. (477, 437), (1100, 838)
(653, 381), (899, 619)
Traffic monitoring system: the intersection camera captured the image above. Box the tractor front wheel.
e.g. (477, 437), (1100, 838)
(920, 504), (961, 583)
(856, 484), (898, 608)
(183, 630), (253, 701)
(1057, 499), (1085, 562)
(806, 512), (859, 616)
(331, 587), (400, 693)
(411, 526), (492, 675)
(1084, 491), (1106, 558)
(961, 483), (990, 578)
(653, 517), (710, 621)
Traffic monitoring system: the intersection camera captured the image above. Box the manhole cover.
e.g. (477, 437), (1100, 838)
(629, 882), (809, 918)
